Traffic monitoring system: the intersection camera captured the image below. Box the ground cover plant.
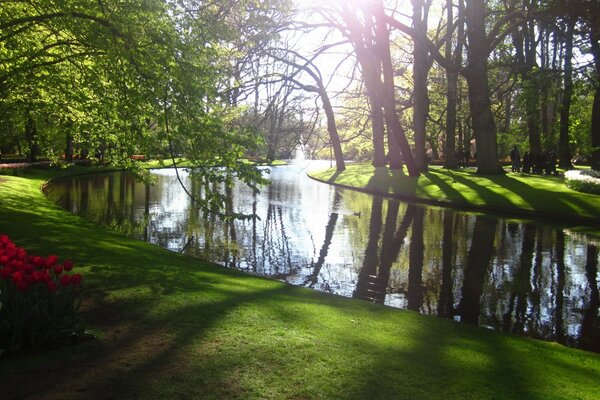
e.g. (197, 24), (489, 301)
(310, 163), (600, 226)
(565, 169), (600, 195)
(0, 169), (599, 400)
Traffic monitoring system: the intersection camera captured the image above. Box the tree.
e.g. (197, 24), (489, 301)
(412, 0), (433, 171)
(268, 49), (346, 171)
(463, 0), (504, 174)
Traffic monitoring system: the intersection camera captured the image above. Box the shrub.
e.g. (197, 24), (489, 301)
(564, 169), (600, 195)
(0, 164), (31, 176)
(0, 235), (84, 354)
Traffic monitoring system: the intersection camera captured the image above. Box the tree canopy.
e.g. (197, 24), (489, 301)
(2, 0), (599, 195)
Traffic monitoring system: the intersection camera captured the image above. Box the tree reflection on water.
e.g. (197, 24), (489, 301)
(46, 165), (600, 352)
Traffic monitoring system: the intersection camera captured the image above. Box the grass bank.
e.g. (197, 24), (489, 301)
(310, 163), (600, 228)
(1, 169), (599, 400)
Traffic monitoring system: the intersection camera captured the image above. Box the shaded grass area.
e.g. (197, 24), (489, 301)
(310, 163), (600, 226)
(0, 171), (599, 399)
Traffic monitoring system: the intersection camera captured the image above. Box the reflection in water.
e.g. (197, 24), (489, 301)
(45, 165), (600, 352)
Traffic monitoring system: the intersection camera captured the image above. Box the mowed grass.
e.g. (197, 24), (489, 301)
(310, 163), (600, 224)
(0, 169), (599, 399)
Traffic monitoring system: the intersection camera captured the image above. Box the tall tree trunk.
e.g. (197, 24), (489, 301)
(559, 19), (574, 169)
(412, 0), (430, 171)
(463, 0), (503, 174)
(444, 0), (457, 169)
(373, 0), (419, 176)
(65, 130), (74, 162)
(523, 11), (542, 158)
(364, 62), (388, 168)
(25, 113), (40, 163)
(319, 86), (346, 171)
(342, 8), (387, 167)
(590, 25), (600, 171)
(444, 0), (464, 169)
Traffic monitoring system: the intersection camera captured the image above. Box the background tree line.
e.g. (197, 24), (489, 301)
(247, 0), (600, 174)
(1, 0), (599, 180)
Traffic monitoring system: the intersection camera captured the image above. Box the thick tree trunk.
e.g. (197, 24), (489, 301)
(559, 20), (574, 170)
(591, 26), (600, 171)
(412, 0), (430, 171)
(342, 8), (387, 167)
(363, 58), (388, 167)
(443, 0), (463, 169)
(25, 114), (40, 163)
(373, 0), (419, 176)
(463, 0), (503, 174)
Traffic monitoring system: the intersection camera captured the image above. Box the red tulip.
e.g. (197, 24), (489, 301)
(70, 274), (82, 286)
(23, 263), (34, 274)
(32, 256), (45, 268)
(32, 270), (45, 283)
(46, 255), (59, 267)
(11, 270), (24, 283)
(63, 259), (74, 272)
(53, 265), (63, 275)
(59, 275), (70, 286)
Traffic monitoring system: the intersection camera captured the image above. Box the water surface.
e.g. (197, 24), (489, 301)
(45, 163), (600, 352)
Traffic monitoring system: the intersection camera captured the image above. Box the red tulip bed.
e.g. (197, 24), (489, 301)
(0, 234), (84, 354)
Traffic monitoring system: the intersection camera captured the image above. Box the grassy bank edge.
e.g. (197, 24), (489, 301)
(308, 163), (600, 235)
(0, 169), (599, 399)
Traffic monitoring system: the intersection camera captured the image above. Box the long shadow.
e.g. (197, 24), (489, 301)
(423, 169), (468, 202)
(366, 167), (418, 196)
(431, 169), (510, 208)
(433, 169), (599, 220)
(3, 175), (600, 399)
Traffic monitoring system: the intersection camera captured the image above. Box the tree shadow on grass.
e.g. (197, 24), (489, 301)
(366, 167), (418, 196)
(422, 169), (468, 203)
(428, 168), (510, 207)
(428, 169), (599, 221)
(2, 175), (600, 399)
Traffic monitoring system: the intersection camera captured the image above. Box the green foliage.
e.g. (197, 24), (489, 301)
(0, 0), (291, 218)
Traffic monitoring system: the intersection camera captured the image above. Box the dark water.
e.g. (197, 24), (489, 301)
(45, 163), (600, 352)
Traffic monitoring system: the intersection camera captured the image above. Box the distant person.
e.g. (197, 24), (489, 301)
(522, 151), (531, 173)
(456, 149), (464, 168)
(535, 152), (546, 174)
(510, 145), (521, 172)
(545, 151), (557, 175)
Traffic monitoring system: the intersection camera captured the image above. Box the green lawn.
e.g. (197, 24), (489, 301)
(1, 169), (599, 399)
(310, 163), (600, 226)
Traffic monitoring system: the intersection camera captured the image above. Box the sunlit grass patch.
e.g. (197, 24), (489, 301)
(0, 169), (599, 399)
(310, 163), (600, 223)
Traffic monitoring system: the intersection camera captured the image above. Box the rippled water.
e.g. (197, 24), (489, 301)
(45, 163), (600, 352)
